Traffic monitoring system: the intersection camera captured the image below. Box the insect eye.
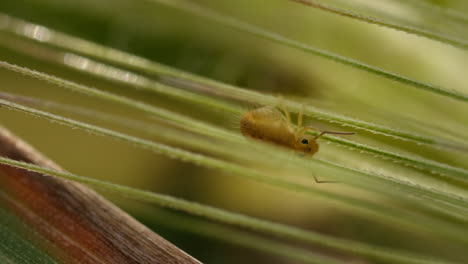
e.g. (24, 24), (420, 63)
(301, 139), (308, 144)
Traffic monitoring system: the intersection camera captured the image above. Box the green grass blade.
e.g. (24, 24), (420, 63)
(139, 0), (468, 102)
(1, 1), (467, 263)
(1, 13), (466, 152)
(0, 61), (236, 141)
(4, 92), (468, 223)
(60, 53), (240, 114)
(5, 92), (468, 220)
(1, 60), (468, 184)
(0, 157), (454, 264)
(146, 210), (347, 264)
(290, 0), (468, 50)
(320, 134), (468, 180)
(2, 98), (468, 250)
(394, 0), (468, 26)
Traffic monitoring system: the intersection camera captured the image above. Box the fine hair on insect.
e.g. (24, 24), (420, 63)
(240, 105), (355, 183)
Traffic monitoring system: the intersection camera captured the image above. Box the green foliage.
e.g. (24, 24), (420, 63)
(1, 0), (468, 263)
(0, 208), (57, 264)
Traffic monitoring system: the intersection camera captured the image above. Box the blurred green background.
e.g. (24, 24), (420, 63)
(1, 0), (468, 263)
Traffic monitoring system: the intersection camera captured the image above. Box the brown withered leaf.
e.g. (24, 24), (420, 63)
(0, 126), (201, 264)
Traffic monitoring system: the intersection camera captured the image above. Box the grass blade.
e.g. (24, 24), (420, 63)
(2, 98), (468, 250)
(290, 0), (468, 50)
(0, 157), (454, 264)
(138, 0), (468, 102)
(1, 61), (467, 183)
(1, 13), (466, 151)
(3, 92), (468, 223)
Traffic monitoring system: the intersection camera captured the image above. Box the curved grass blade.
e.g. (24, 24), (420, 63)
(0, 157), (455, 264)
(2, 61), (468, 184)
(0, 61), (237, 141)
(320, 134), (468, 180)
(395, 0), (468, 26)
(0, 2), (464, 264)
(59, 53), (241, 115)
(2, 99), (468, 250)
(139, 0), (468, 102)
(290, 0), (468, 50)
(1, 13), (467, 152)
(4, 92), (468, 224)
(120, 209), (349, 264)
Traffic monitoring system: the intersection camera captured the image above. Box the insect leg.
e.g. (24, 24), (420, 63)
(297, 107), (304, 132)
(296, 105), (314, 134)
(313, 175), (339, 184)
(278, 104), (291, 123)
